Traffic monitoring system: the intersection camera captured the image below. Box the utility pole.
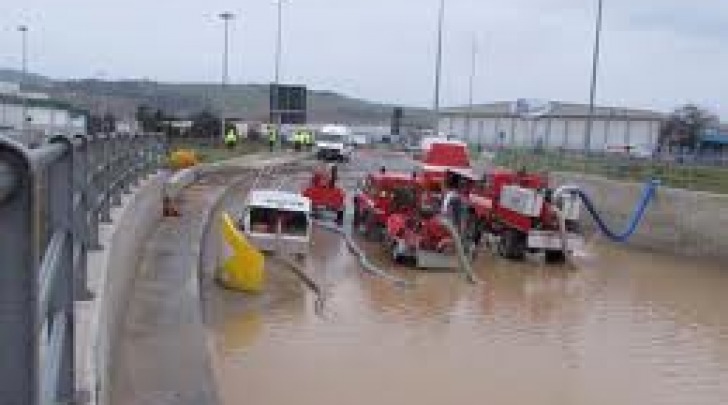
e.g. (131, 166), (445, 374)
(18, 25), (28, 138)
(584, 0), (604, 154)
(432, 0), (445, 136)
(274, 0), (286, 85)
(273, 0), (288, 148)
(465, 36), (477, 141)
(219, 12), (235, 143)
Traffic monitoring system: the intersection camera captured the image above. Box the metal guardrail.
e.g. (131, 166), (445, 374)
(0, 132), (164, 405)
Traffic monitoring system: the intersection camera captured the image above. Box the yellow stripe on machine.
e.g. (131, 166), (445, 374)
(217, 211), (265, 293)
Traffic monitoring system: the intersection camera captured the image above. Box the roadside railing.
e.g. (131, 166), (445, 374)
(0, 132), (165, 405)
(491, 148), (728, 194)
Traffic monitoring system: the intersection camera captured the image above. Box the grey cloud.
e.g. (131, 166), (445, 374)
(1, 0), (726, 117)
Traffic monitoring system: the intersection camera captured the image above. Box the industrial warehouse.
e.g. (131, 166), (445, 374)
(440, 101), (663, 153)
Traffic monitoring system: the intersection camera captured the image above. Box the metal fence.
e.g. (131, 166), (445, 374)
(490, 147), (728, 195)
(0, 132), (164, 405)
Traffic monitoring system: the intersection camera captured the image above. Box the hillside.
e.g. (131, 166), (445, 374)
(0, 69), (430, 126)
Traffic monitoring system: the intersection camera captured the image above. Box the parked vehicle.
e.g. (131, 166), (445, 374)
(240, 190), (311, 256)
(301, 164), (346, 225)
(455, 168), (584, 262)
(352, 168), (420, 240)
(316, 124), (353, 162)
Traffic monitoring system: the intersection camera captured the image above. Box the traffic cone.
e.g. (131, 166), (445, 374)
(163, 196), (180, 217)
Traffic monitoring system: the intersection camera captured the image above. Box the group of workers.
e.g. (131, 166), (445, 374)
(223, 125), (314, 153)
(292, 129), (314, 151)
(268, 127), (313, 152)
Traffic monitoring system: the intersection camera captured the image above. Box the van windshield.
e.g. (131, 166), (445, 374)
(317, 134), (345, 142)
(248, 207), (308, 236)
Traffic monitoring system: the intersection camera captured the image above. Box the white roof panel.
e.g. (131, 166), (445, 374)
(248, 190), (311, 212)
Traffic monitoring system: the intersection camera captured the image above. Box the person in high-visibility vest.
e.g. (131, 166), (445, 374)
(293, 130), (302, 152)
(268, 126), (277, 152)
(304, 130), (314, 150)
(224, 127), (237, 149)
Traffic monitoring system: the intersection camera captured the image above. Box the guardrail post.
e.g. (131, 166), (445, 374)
(72, 135), (94, 301)
(87, 134), (103, 248)
(0, 137), (37, 405)
(99, 133), (113, 223)
(47, 136), (76, 403)
(110, 133), (123, 207)
(141, 134), (151, 175)
(154, 133), (165, 169)
(118, 133), (131, 196)
(129, 134), (144, 187)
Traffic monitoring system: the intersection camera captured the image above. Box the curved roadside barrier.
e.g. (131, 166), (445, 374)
(312, 220), (412, 288)
(217, 212), (265, 293)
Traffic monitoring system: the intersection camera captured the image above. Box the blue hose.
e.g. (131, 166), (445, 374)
(573, 179), (660, 243)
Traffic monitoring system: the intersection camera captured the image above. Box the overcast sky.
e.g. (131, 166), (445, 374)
(3, 0), (727, 117)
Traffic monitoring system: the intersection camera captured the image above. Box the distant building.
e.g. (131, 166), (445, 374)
(0, 81), (87, 146)
(439, 101), (664, 152)
(699, 124), (728, 154)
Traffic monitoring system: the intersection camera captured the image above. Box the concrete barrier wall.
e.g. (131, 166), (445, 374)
(76, 172), (167, 405)
(551, 172), (728, 261)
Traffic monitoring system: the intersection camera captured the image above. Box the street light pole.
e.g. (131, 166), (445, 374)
(274, 0), (286, 85)
(18, 25), (28, 138)
(432, 0), (445, 136)
(219, 12), (235, 143)
(584, 0), (604, 154)
(272, 0), (288, 149)
(465, 36), (477, 141)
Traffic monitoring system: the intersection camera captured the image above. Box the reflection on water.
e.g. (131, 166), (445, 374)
(206, 234), (728, 405)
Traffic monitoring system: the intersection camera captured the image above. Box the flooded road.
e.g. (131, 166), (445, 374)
(204, 150), (728, 405)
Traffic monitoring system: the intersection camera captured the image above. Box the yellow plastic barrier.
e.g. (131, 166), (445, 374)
(217, 211), (265, 293)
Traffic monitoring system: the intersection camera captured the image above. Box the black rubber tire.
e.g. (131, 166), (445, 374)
(545, 250), (567, 264)
(352, 205), (361, 227)
(499, 229), (526, 260)
(336, 210), (345, 226)
(364, 217), (382, 241)
(391, 242), (403, 264)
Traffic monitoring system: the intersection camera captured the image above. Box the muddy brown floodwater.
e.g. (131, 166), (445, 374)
(204, 152), (728, 405)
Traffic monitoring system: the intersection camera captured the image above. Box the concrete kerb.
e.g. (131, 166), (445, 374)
(164, 152), (313, 201)
(194, 151), (314, 282)
(75, 152), (309, 405)
(75, 171), (168, 405)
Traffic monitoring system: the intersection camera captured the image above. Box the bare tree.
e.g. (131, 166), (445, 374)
(659, 104), (718, 151)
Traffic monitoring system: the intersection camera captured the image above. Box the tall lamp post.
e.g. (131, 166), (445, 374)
(272, 0), (288, 148)
(219, 12), (235, 143)
(584, 0), (604, 154)
(274, 0), (287, 85)
(465, 35), (478, 142)
(432, 0), (445, 136)
(18, 25), (28, 138)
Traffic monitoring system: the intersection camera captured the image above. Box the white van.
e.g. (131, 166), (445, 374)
(316, 124), (353, 161)
(241, 190), (311, 256)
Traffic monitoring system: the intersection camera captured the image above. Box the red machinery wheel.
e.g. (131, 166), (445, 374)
(336, 210), (345, 226)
